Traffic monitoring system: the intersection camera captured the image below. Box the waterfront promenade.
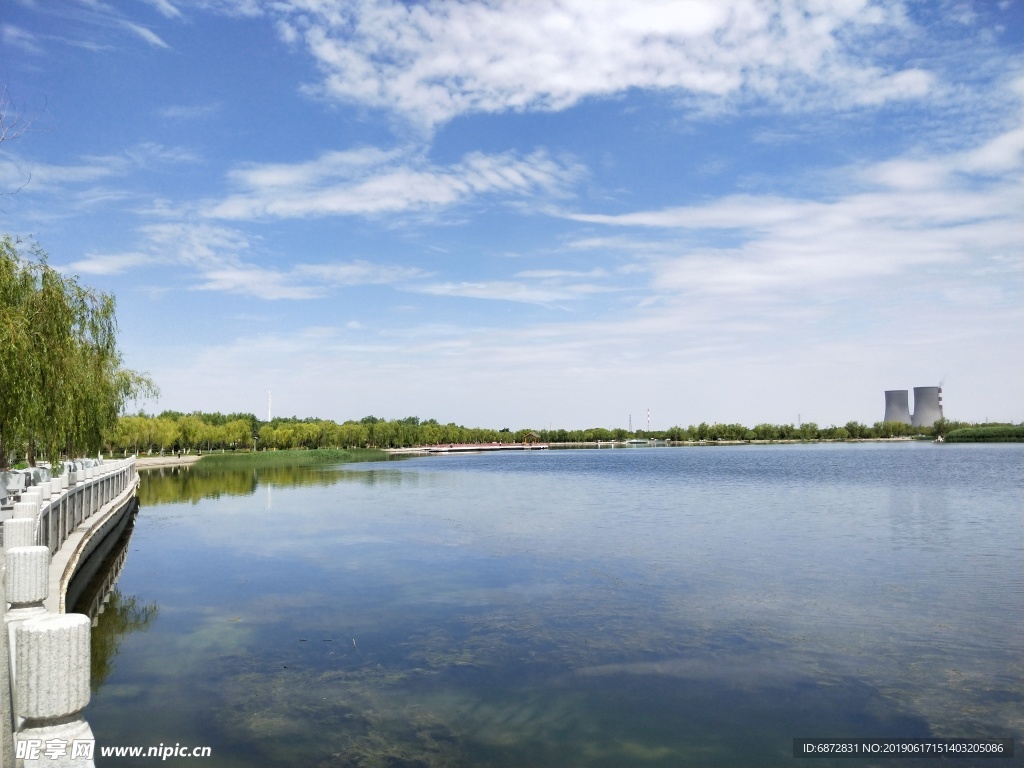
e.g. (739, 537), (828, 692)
(1, 458), (139, 767)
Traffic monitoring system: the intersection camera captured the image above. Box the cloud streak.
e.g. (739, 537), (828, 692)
(260, 0), (935, 127)
(206, 148), (580, 220)
(69, 221), (430, 299)
(561, 124), (1023, 302)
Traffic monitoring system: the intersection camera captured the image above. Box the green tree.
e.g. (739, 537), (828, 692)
(799, 421), (819, 440)
(844, 421), (868, 438)
(177, 415), (205, 451)
(223, 418), (254, 450)
(258, 424), (276, 450)
(0, 237), (155, 467)
(874, 420), (910, 438)
(152, 418), (179, 454)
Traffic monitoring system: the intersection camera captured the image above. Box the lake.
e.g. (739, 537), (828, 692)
(77, 443), (1023, 766)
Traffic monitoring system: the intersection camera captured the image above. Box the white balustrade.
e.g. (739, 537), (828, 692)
(2, 456), (137, 766)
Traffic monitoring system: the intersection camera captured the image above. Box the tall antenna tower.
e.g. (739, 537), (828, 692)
(267, 390), (272, 422)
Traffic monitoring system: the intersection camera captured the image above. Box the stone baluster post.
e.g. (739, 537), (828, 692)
(10, 503), (38, 553)
(23, 489), (44, 542)
(4, 547), (49, 625)
(21, 490), (43, 516)
(13, 614), (94, 767)
(3, 520), (36, 552)
(11, 502), (37, 523)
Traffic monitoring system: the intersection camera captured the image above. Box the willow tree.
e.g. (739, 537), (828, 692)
(0, 236), (34, 464)
(0, 236), (157, 467)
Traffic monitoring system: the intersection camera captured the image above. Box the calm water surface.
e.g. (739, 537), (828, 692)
(79, 444), (1023, 766)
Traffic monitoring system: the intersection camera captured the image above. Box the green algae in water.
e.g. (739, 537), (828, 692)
(168, 570), (955, 767)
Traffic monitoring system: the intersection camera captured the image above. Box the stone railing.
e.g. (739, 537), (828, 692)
(1, 458), (138, 768)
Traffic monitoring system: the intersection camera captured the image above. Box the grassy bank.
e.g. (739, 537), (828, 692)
(196, 448), (389, 469)
(944, 425), (1024, 443)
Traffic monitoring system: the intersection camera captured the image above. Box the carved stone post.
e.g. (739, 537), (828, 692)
(3, 519), (36, 551)
(4, 547), (49, 624)
(22, 489), (44, 510)
(13, 614), (94, 767)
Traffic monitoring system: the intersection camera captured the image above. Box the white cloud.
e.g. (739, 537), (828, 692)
(863, 125), (1024, 188)
(1, 143), (200, 197)
(193, 264), (325, 299)
(256, 0), (935, 127)
(2, 1), (180, 55)
(130, 129), (1023, 422)
(121, 20), (169, 47)
(207, 147), (579, 220)
(416, 278), (610, 305)
(560, 128), (1023, 302)
(157, 103), (221, 120)
(79, 221), (429, 299)
(514, 268), (607, 279)
(0, 156), (120, 189)
(959, 127), (1024, 174)
(295, 261), (427, 285)
(144, 0), (182, 19)
(2, 24), (44, 55)
(121, 142), (201, 167)
(64, 252), (154, 275)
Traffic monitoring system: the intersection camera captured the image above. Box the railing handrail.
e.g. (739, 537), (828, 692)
(2, 455), (139, 767)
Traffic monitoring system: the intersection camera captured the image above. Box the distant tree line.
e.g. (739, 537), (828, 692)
(1, 236), (155, 468)
(661, 418), (978, 442)
(108, 413), (528, 454)
(99, 411), (1017, 456)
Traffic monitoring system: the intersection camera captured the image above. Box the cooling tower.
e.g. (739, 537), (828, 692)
(884, 390), (912, 424)
(912, 386), (943, 427)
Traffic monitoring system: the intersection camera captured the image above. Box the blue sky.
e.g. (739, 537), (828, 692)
(2, 0), (1021, 429)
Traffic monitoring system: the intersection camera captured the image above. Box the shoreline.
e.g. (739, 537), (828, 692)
(134, 454), (203, 469)
(129, 437), (933, 468)
(385, 437), (923, 455)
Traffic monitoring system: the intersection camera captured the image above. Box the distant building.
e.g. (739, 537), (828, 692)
(884, 390), (912, 424)
(911, 386), (943, 427)
(883, 386), (944, 427)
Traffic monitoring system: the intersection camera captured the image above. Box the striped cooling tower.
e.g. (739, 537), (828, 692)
(912, 386), (944, 427)
(884, 390), (912, 424)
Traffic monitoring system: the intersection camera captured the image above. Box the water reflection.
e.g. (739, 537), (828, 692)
(66, 502), (160, 694)
(139, 463), (409, 507)
(86, 447), (1023, 767)
(88, 591), (159, 693)
(66, 500), (140, 624)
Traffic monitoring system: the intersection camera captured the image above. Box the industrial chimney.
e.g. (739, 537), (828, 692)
(884, 390), (912, 424)
(912, 386), (944, 427)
